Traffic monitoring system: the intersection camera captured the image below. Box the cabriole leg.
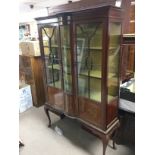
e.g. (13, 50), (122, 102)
(102, 135), (109, 155)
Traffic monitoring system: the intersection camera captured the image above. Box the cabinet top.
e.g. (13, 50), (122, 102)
(35, 5), (122, 22)
(48, 0), (119, 15)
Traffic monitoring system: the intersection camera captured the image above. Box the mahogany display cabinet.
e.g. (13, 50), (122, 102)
(36, 4), (122, 155)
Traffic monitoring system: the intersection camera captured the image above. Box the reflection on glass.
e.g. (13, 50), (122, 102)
(42, 26), (62, 89)
(76, 23), (102, 102)
(107, 22), (121, 102)
(60, 25), (72, 93)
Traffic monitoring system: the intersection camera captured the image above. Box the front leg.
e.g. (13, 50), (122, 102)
(102, 135), (109, 155)
(44, 106), (51, 127)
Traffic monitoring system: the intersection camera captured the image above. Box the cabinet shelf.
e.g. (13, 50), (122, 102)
(43, 46), (49, 48)
(77, 47), (115, 51)
(80, 70), (101, 78)
(79, 71), (116, 79)
(43, 45), (71, 49)
(88, 47), (102, 50)
(51, 45), (58, 48)
(47, 65), (72, 74)
(43, 45), (115, 51)
(47, 64), (61, 70)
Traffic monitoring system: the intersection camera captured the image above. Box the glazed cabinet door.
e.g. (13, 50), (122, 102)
(59, 23), (74, 115)
(74, 21), (104, 128)
(41, 21), (64, 111)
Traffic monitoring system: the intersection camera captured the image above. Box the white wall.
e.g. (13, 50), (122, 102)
(19, 3), (48, 23)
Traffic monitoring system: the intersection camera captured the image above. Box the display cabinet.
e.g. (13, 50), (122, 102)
(36, 4), (122, 155)
(19, 55), (46, 107)
(120, 0), (135, 82)
(121, 34), (135, 82)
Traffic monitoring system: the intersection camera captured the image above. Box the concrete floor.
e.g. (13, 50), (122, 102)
(19, 106), (135, 155)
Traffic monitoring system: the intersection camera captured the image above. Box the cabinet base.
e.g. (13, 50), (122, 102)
(44, 104), (120, 155)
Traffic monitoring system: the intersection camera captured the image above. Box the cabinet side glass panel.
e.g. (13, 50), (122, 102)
(107, 22), (121, 102)
(60, 25), (72, 93)
(42, 25), (62, 89)
(76, 23), (102, 102)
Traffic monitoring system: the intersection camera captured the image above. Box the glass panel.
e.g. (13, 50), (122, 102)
(76, 23), (102, 102)
(78, 75), (89, 98)
(107, 22), (121, 102)
(42, 26), (62, 89)
(60, 25), (72, 93)
(90, 78), (101, 102)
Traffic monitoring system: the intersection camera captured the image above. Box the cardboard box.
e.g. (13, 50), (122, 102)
(19, 41), (41, 56)
(19, 84), (33, 113)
